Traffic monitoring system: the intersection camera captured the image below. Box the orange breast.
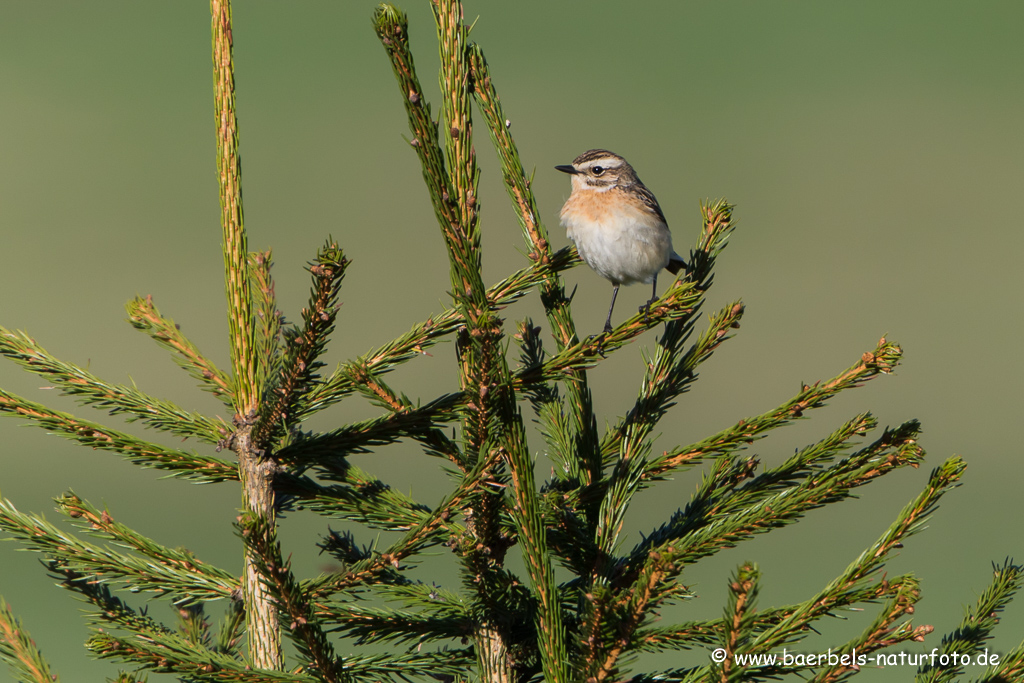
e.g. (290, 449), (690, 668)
(561, 189), (620, 224)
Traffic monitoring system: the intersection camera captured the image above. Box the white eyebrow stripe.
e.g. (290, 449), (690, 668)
(584, 159), (623, 170)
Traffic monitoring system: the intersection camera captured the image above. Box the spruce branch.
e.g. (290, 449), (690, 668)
(648, 337), (903, 480)
(302, 444), (504, 600)
(542, 484), (604, 580)
(301, 557), (402, 604)
(176, 603), (214, 650)
(329, 650), (475, 682)
(433, 0), (485, 310)
(808, 578), (928, 682)
(276, 392), (461, 465)
(593, 446), (654, 568)
(577, 538), (695, 683)
(311, 559), (480, 663)
(211, 0), (255, 417)
(296, 245), (576, 421)
(279, 468), (435, 533)
(667, 415), (916, 552)
(584, 302), (746, 578)
(717, 563), (761, 683)
(509, 280), (703, 389)
(0, 386), (236, 482)
(598, 198), (735, 474)
(632, 607), (815, 653)
(375, 581), (467, 612)
(54, 492), (238, 593)
(59, 565), (262, 683)
(88, 630), (312, 683)
(513, 320), (578, 474)
(739, 413), (880, 499)
(495, 181), (597, 493)
(373, 3), (459, 249)
(628, 417), (927, 586)
(502, 410), (569, 683)
(0, 497), (236, 604)
(126, 295), (233, 405)
(977, 645), (1024, 682)
(915, 559), (1024, 683)
(249, 250), (283, 395)
(562, 201), (734, 497)
(345, 367), (465, 466)
(315, 602), (471, 647)
(648, 575), (926, 682)
(575, 425), (935, 672)
(60, 565), (251, 683)
(0, 597), (58, 683)
(298, 315), (452, 420)
(53, 563), (178, 639)
(752, 457), (966, 652)
(632, 622), (724, 652)
(689, 199), (735, 284)
(516, 317), (602, 493)
(602, 301), (744, 471)
(0, 328), (228, 444)
(467, 44), (556, 276)
(631, 575), (924, 655)
(468, 41), (586, 355)
(215, 599), (246, 657)
(253, 242), (349, 449)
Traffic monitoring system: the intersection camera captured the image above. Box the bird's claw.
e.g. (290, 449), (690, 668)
(640, 300), (654, 325)
(586, 330), (609, 358)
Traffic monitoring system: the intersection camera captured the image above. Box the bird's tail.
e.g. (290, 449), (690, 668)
(665, 251), (687, 275)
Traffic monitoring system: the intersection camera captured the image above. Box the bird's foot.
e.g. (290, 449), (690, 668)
(585, 328), (610, 358)
(640, 300), (655, 325)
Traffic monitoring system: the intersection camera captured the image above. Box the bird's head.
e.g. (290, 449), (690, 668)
(555, 149), (638, 191)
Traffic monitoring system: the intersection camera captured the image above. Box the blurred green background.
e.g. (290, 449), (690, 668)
(1, 1), (1021, 680)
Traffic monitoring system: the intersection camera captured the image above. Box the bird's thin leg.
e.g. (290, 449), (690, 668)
(641, 274), (659, 323)
(604, 285), (620, 333)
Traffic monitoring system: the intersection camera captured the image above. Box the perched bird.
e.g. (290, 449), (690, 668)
(556, 149), (687, 333)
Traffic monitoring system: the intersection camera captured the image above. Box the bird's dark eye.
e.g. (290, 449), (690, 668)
(591, 166), (604, 176)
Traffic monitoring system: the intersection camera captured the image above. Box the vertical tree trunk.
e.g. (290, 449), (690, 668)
(236, 424), (281, 668)
(477, 622), (513, 683)
(210, 0), (281, 668)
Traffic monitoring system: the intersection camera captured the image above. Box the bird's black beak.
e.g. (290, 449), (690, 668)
(555, 164), (579, 175)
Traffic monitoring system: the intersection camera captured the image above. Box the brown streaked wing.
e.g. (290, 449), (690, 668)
(634, 182), (667, 224)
